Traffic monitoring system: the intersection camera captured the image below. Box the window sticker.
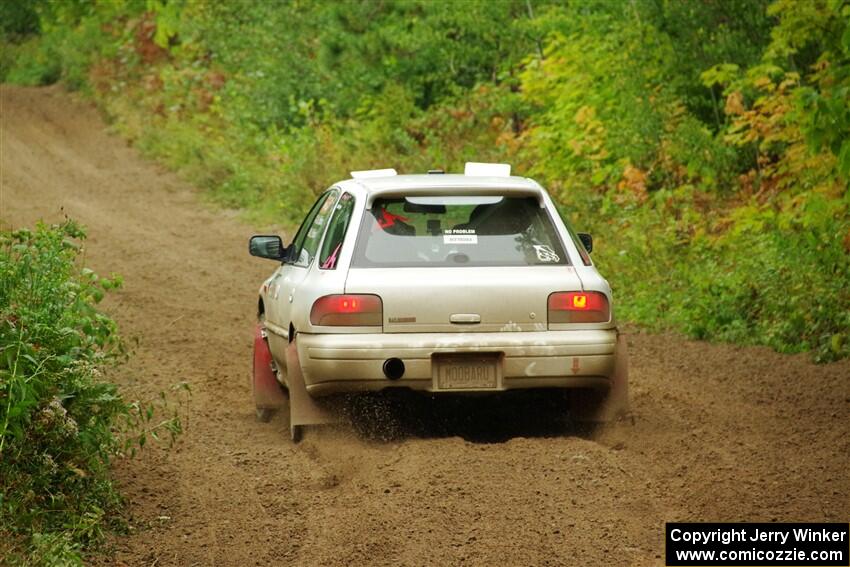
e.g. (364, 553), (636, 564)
(443, 229), (478, 245)
(533, 244), (560, 262)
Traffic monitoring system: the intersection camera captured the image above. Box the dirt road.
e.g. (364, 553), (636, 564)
(1, 85), (848, 566)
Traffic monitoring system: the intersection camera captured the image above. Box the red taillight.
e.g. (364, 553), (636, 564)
(310, 294), (383, 326)
(548, 291), (610, 324)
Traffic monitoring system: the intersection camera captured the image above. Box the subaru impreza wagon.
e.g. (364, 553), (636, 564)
(249, 163), (628, 441)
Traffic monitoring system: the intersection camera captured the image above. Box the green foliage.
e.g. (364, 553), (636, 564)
(589, 191), (850, 362)
(648, 0), (773, 128)
(792, 2), (850, 175)
(519, 1), (761, 192)
(520, 0), (849, 361)
(1, 36), (60, 85)
(0, 0), (43, 38)
(3, 0), (848, 361)
(2, 0), (136, 88)
(0, 221), (186, 565)
(180, 0), (543, 128)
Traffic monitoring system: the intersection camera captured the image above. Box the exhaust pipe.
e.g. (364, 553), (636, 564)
(382, 358), (405, 380)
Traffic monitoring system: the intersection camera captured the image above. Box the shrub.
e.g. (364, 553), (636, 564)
(0, 221), (183, 565)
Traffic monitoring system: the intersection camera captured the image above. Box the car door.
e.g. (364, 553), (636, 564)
(271, 189), (340, 342)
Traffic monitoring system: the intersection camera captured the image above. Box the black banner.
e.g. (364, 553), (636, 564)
(666, 523), (849, 566)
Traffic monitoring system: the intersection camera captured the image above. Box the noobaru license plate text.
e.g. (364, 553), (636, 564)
(434, 355), (499, 390)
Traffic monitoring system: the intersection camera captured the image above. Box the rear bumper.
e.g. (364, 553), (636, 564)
(296, 329), (618, 396)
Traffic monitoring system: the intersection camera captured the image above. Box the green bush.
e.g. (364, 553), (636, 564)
(0, 221), (184, 565)
(590, 201), (850, 362)
(2, 36), (61, 85)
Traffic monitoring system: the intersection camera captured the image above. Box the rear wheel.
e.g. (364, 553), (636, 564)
(570, 333), (630, 423)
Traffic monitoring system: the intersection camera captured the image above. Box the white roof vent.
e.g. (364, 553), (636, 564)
(464, 162), (511, 177)
(350, 168), (397, 179)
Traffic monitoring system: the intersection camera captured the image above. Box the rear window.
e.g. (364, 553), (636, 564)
(351, 195), (568, 268)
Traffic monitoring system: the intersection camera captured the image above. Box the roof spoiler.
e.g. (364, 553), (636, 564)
(464, 162), (511, 177)
(350, 168), (397, 179)
(365, 185), (544, 208)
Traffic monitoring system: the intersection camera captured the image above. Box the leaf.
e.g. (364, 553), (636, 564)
(838, 140), (850, 177)
(843, 20), (850, 53)
(699, 63), (739, 88)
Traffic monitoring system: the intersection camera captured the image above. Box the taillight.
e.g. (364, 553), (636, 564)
(548, 291), (610, 324)
(310, 294), (383, 326)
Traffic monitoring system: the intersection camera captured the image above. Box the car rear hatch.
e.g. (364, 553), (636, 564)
(345, 193), (585, 332)
(345, 266), (583, 333)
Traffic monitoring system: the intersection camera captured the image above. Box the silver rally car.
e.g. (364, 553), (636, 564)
(249, 163), (628, 440)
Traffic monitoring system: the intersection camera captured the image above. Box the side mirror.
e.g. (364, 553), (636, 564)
(577, 232), (593, 254)
(249, 235), (286, 261)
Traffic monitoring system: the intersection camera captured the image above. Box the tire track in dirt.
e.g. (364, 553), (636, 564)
(2, 85), (848, 566)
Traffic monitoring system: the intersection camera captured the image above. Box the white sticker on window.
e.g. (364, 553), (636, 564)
(533, 244), (560, 262)
(443, 229), (478, 245)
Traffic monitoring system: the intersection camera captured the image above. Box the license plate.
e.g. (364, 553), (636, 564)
(433, 354), (500, 390)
